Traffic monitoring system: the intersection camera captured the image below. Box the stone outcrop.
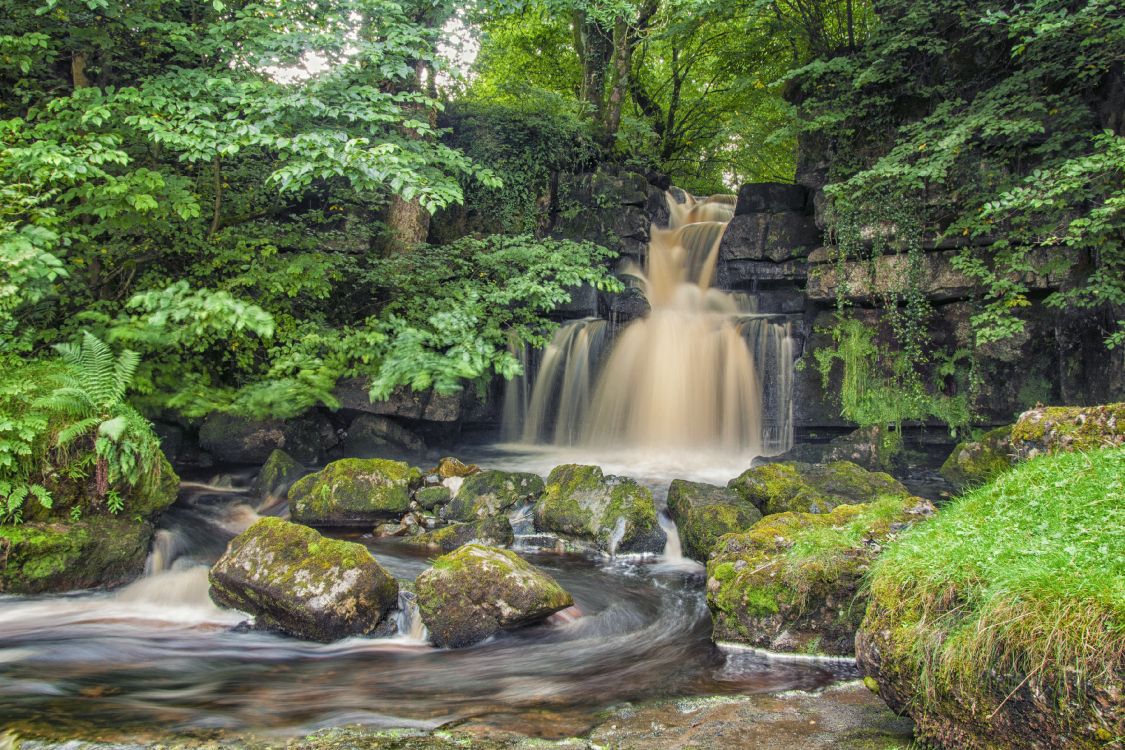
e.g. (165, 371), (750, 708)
(198, 410), (337, 464)
(757, 426), (902, 474)
(288, 458), (421, 526)
(666, 479), (761, 562)
(441, 470), (545, 522)
(939, 426), (1014, 489)
(209, 517), (398, 642)
(340, 414), (424, 456)
(1009, 402), (1124, 459)
(534, 464), (666, 555)
(728, 461), (909, 517)
(414, 544), (573, 648)
(250, 449), (304, 500)
(404, 517), (514, 553)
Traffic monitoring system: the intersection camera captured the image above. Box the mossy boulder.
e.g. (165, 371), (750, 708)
(0, 516), (157, 594)
(706, 495), (935, 655)
(727, 461), (909, 517)
(250, 449), (304, 500)
(666, 480), (762, 562)
(404, 517), (514, 553)
(434, 456), (481, 478)
(1009, 403), (1124, 460)
(415, 544), (573, 648)
(534, 464), (666, 555)
(939, 426), (1013, 489)
(415, 485), (452, 511)
(441, 470), (544, 522)
(288, 458), (422, 526)
(209, 517), (398, 642)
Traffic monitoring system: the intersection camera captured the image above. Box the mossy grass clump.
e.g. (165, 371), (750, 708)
(288, 457), (422, 526)
(858, 447), (1125, 748)
(706, 494), (932, 654)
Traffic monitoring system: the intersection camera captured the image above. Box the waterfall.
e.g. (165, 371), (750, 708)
(502, 192), (796, 455)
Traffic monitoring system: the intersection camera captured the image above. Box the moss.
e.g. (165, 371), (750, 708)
(442, 470), (544, 521)
(940, 426), (1013, 488)
(728, 461), (907, 516)
(404, 517), (514, 552)
(1010, 403), (1125, 456)
(415, 485), (452, 510)
(667, 480), (762, 561)
(289, 458), (422, 525)
(535, 464), (664, 554)
(252, 449), (303, 498)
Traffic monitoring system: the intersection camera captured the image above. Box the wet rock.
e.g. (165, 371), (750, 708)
(599, 285), (651, 325)
(434, 456), (481, 479)
(718, 213), (819, 263)
(288, 458), (422, 526)
(404, 517), (514, 553)
(415, 485), (453, 511)
(442, 470), (545, 522)
(250, 448), (304, 500)
(198, 410), (337, 465)
(706, 496), (935, 655)
(757, 426), (903, 474)
(1009, 402), (1124, 460)
(735, 182), (809, 214)
(646, 185), (671, 227)
(415, 544), (573, 648)
(534, 464), (666, 555)
(209, 517), (398, 642)
(553, 283), (599, 318)
(939, 426), (1013, 489)
(334, 380), (464, 422)
(340, 414), (424, 456)
(666, 480), (761, 562)
(728, 461), (909, 517)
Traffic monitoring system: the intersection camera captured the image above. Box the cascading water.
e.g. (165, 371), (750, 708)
(502, 193), (796, 457)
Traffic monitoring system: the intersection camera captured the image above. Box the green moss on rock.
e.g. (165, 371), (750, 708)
(666, 479), (762, 562)
(209, 517), (398, 642)
(441, 470), (544, 522)
(727, 461), (909, 517)
(251, 449), (304, 499)
(288, 458), (422, 526)
(1009, 403), (1124, 459)
(415, 544), (573, 648)
(939, 426), (1013, 489)
(403, 517), (514, 553)
(415, 485), (452, 511)
(534, 464), (665, 554)
(705, 494), (934, 655)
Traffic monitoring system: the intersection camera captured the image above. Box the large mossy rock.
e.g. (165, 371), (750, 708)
(857, 449), (1124, 749)
(939, 426), (1013, 489)
(198, 410), (337, 464)
(288, 458), (421, 526)
(250, 448), (304, 500)
(666, 480), (761, 562)
(414, 544), (573, 648)
(534, 464), (666, 555)
(441, 470), (544, 522)
(209, 517), (398, 642)
(728, 461), (908, 517)
(0, 516), (157, 594)
(404, 517), (514, 553)
(1009, 402), (1124, 459)
(706, 495), (935, 655)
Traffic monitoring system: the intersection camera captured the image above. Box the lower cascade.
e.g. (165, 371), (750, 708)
(502, 193), (795, 455)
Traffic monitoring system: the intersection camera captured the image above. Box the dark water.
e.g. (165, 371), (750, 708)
(0, 454), (856, 741)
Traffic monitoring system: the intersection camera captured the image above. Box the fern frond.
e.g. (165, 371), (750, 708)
(112, 349), (141, 403)
(56, 416), (100, 446)
(34, 387), (96, 419)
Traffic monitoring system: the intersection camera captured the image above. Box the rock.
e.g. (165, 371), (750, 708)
(666, 480), (762, 562)
(415, 485), (452, 511)
(718, 213), (820, 263)
(340, 414), (424, 456)
(534, 464), (666, 555)
(198, 410), (337, 464)
(414, 544), (573, 648)
(288, 458), (422, 526)
(939, 426), (1013, 488)
(706, 495), (934, 655)
(728, 460), (909, 517)
(404, 517), (514, 553)
(250, 449), (304, 500)
(333, 380), (464, 422)
(553, 283), (599, 318)
(434, 456), (481, 478)
(599, 285), (651, 325)
(1009, 403), (1124, 460)
(646, 185), (671, 227)
(562, 169), (650, 208)
(735, 182), (809, 214)
(552, 206), (650, 258)
(209, 517), (398, 642)
(757, 426), (903, 474)
(442, 470), (545, 522)
(0, 516), (157, 594)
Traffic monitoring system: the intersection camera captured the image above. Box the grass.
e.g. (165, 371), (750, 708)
(866, 446), (1125, 710)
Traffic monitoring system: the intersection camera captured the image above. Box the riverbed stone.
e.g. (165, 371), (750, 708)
(728, 460), (909, 517)
(535, 464), (666, 555)
(706, 495), (935, 655)
(414, 544), (573, 648)
(939, 426), (1014, 489)
(404, 517), (514, 553)
(209, 517), (398, 642)
(442, 470), (545, 522)
(250, 449), (304, 500)
(288, 458), (422, 526)
(666, 480), (761, 562)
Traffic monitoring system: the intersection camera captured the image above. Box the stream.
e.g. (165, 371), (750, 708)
(0, 448), (857, 741)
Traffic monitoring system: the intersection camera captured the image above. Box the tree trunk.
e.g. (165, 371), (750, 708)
(385, 60), (435, 253)
(71, 51), (90, 89)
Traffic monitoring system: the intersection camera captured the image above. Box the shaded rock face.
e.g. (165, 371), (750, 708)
(706, 496), (935, 655)
(404, 517), (514, 553)
(1010, 402), (1124, 459)
(939, 426), (1013, 489)
(728, 461), (909, 517)
(442, 470), (545, 522)
(666, 480), (761, 562)
(209, 517), (398, 642)
(340, 414), (424, 456)
(288, 458), (422, 526)
(334, 380), (464, 422)
(414, 544), (573, 648)
(757, 426), (901, 474)
(735, 182), (809, 215)
(719, 212), (819, 263)
(0, 516), (156, 594)
(534, 464), (666, 555)
(250, 449), (304, 500)
(199, 410), (337, 465)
